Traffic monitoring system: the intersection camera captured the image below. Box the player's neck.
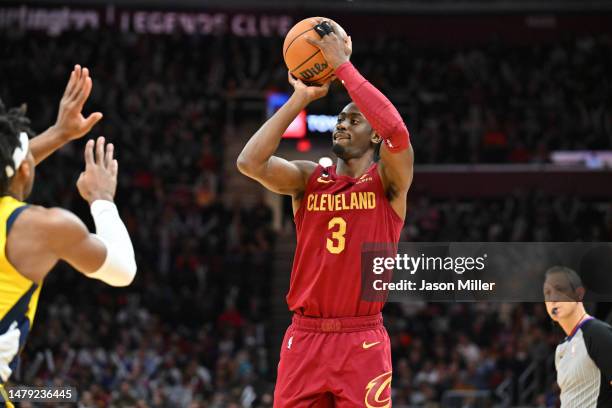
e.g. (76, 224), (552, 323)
(336, 155), (374, 178)
(7, 184), (25, 201)
(559, 304), (588, 336)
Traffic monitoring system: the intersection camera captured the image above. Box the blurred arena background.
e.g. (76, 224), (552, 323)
(1, 0), (612, 406)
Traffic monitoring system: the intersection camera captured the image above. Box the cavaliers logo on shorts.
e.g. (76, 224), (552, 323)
(364, 371), (392, 408)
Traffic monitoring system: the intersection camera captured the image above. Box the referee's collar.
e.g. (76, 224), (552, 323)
(566, 316), (595, 342)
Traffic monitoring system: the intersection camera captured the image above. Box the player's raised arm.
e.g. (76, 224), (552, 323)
(12, 137), (136, 286)
(308, 25), (413, 216)
(29, 65), (103, 165)
(236, 73), (328, 197)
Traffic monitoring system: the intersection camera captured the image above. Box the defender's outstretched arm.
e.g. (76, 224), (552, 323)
(30, 65), (103, 165)
(8, 137), (136, 286)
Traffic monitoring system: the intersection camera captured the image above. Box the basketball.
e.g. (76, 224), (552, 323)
(283, 17), (347, 85)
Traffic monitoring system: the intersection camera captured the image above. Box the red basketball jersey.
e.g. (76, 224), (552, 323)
(287, 162), (404, 318)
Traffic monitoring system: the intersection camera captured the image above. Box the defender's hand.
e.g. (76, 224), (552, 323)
(288, 71), (332, 104)
(77, 137), (118, 205)
(52, 65), (103, 141)
(305, 21), (352, 69)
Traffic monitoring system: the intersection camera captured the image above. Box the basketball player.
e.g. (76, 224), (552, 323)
(0, 66), (136, 407)
(544, 266), (612, 407)
(238, 22), (412, 407)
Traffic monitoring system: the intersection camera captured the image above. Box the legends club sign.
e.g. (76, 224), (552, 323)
(0, 5), (293, 37)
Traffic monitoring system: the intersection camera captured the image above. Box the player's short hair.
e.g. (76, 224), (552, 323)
(545, 266), (584, 292)
(0, 99), (33, 194)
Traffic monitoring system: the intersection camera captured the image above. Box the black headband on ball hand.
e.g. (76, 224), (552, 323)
(314, 21), (334, 37)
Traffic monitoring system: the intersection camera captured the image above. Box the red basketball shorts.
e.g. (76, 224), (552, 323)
(274, 313), (392, 408)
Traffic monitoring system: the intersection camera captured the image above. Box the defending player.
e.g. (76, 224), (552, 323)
(0, 66), (136, 407)
(544, 266), (612, 407)
(237, 22), (412, 407)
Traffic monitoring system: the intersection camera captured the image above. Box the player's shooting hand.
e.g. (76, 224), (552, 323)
(288, 71), (331, 104)
(77, 136), (118, 205)
(305, 21), (352, 69)
(52, 65), (103, 141)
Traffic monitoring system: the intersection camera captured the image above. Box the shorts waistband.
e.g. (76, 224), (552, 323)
(291, 313), (383, 333)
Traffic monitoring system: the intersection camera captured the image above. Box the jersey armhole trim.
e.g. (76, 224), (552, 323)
(372, 166), (405, 225)
(7, 205), (29, 235)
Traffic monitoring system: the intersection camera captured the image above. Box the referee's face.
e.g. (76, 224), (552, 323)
(544, 273), (580, 320)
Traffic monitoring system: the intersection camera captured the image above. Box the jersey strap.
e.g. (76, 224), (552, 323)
(0, 196), (41, 384)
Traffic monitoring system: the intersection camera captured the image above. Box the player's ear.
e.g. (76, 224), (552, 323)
(371, 131), (381, 144)
(18, 161), (31, 180)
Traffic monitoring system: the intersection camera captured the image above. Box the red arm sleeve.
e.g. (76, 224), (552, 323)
(334, 61), (410, 152)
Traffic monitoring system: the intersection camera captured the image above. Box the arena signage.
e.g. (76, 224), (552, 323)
(0, 5), (293, 37)
(307, 114), (337, 133)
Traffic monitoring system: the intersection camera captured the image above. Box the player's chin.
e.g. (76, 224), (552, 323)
(332, 142), (349, 159)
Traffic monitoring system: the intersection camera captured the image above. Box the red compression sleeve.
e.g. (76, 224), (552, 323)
(335, 61), (410, 152)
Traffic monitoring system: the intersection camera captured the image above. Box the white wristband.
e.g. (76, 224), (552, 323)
(87, 200), (137, 287)
(91, 199), (117, 216)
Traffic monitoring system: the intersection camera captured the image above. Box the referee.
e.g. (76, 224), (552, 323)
(543, 266), (612, 408)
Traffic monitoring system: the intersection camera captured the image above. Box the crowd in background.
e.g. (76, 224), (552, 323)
(404, 191), (612, 243)
(353, 35), (612, 164)
(2, 31), (612, 165)
(385, 302), (559, 407)
(12, 193), (611, 407)
(1, 24), (611, 408)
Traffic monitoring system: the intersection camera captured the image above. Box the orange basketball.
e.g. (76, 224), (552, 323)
(283, 17), (347, 85)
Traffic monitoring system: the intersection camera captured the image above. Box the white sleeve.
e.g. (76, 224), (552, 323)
(86, 200), (137, 287)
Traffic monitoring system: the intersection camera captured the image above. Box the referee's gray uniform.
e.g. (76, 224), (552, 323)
(555, 318), (612, 407)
